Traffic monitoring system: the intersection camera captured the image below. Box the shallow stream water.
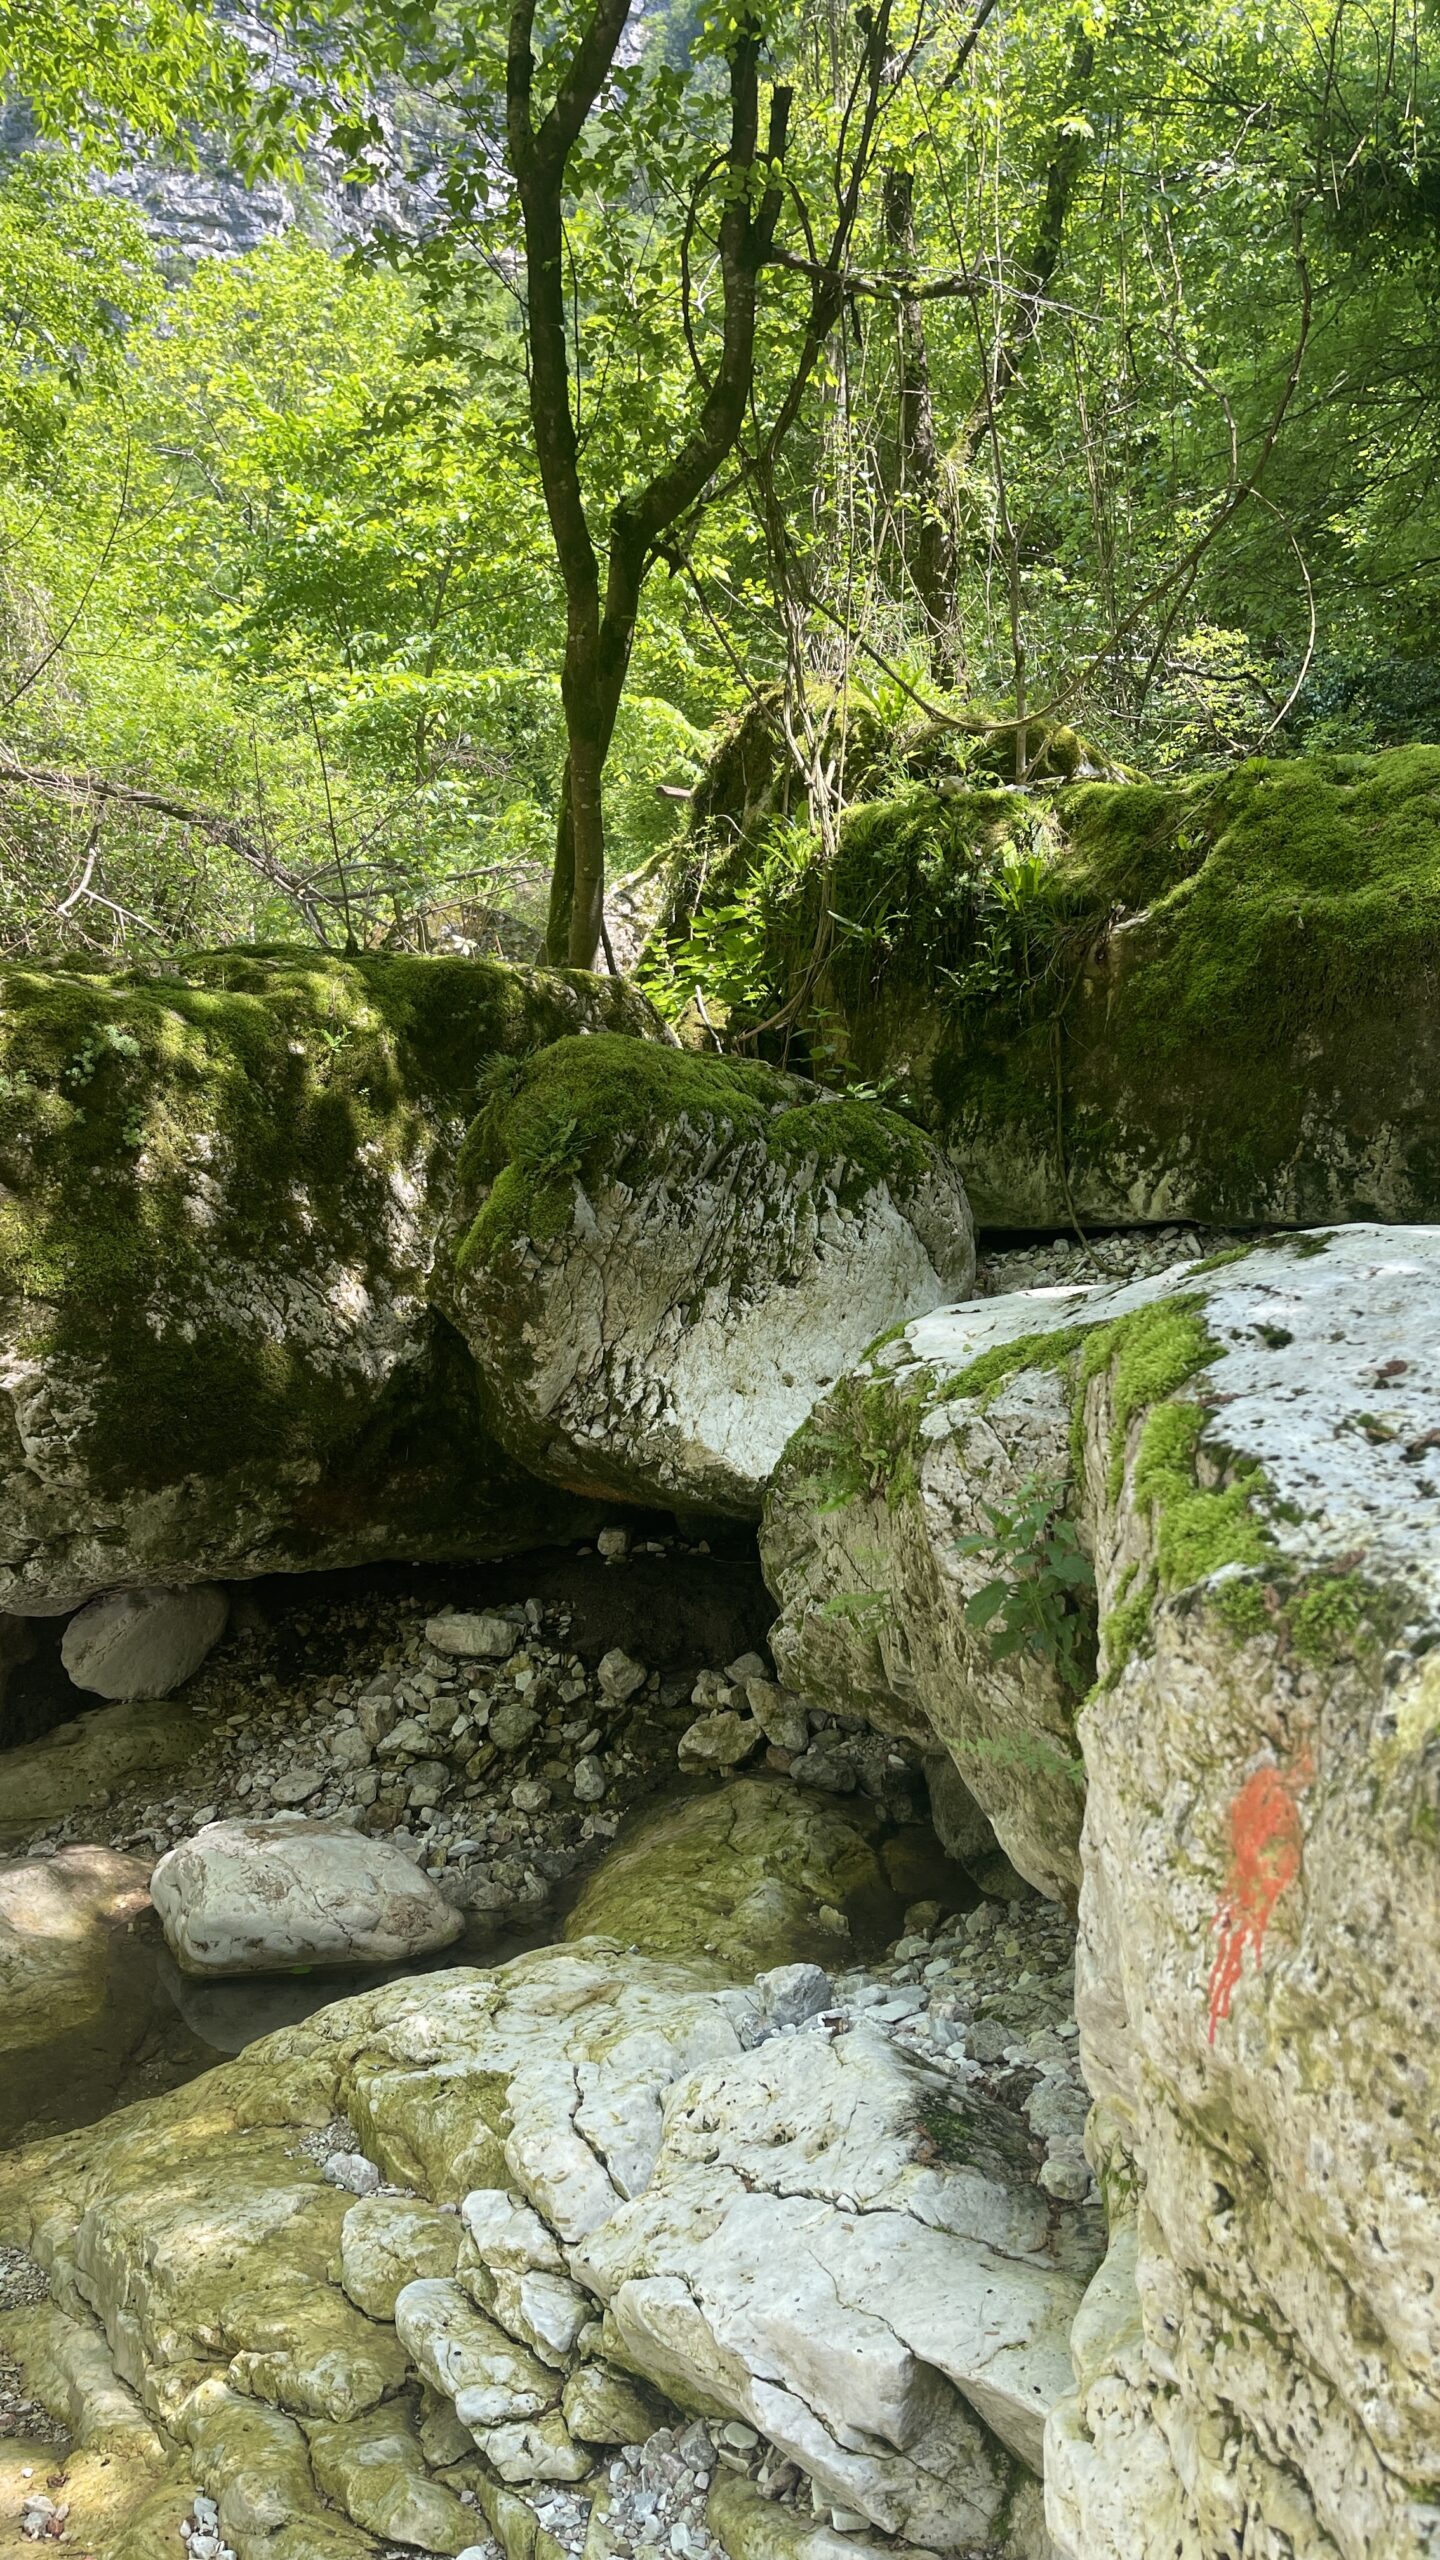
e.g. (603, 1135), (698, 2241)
(0, 1527), (971, 2154)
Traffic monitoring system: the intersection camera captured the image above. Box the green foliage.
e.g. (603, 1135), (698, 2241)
(819, 1588), (893, 1636)
(956, 1474), (1096, 1701)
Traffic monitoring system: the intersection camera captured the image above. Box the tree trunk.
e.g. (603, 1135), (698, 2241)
(883, 165), (961, 688)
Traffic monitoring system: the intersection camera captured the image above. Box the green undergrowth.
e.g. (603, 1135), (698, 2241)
(455, 1032), (933, 1267)
(785, 1368), (933, 1514)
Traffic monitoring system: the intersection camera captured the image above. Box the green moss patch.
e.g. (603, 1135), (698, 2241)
(733, 746), (1440, 1060)
(783, 1368), (933, 1515)
(455, 1033), (935, 1268)
(0, 946), (638, 1509)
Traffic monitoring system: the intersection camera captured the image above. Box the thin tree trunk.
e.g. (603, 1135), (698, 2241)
(510, 0), (789, 970)
(961, 28), (1096, 466)
(883, 164), (961, 687)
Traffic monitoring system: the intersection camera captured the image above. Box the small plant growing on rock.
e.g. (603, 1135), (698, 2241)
(956, 1476), (1096, 1697)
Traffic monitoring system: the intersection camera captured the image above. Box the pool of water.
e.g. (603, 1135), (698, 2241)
(2, 1791), (974, 2155)
(1, 1899), (564, 2155)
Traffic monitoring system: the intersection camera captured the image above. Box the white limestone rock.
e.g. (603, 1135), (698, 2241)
(149, 1817), (464, 1975)
(60, 1584), (228, 1700)
(1049, 1227), (1440, 2560)
(763, 1287), (1098, 1899)
(337, 2194), (459, 2320)
(576, 2021), (1100, 2541)
(448, 1038), (975, 1516)
(0, 1939), (1099, 2555)
(0, 1845), (151, 2054)
(426, 1610), (519, 1660)
(766, 1225), (1440, 2555)
(393, 2277), (559, 2432)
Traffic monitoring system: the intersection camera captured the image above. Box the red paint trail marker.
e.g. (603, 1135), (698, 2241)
(1206, 1750), (1314, 2043)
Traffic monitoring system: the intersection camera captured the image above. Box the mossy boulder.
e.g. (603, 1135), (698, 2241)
(0, 947), (653, 1608)
(675, 747), (1440, 1229)
(0, 1696), (205, 1844)
(763, 1321), (1092, 1903)
(447, 1034), (974, 1516)
(562, 1777), (890, 1973)
(764, 1224), (1440, 2556)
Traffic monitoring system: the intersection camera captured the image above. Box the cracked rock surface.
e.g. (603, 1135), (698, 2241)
(0, 1896), (1092, 2560)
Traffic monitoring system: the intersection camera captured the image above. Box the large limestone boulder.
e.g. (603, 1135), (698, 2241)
(674, 747), (1440, 1230)
(0, 1940), (1097, 2554)
(149, 1817), (465, 1975)
(1050, 1225), (1440, 2560)
(576, 2021), (1098, 2522)
(769, 1223), (1440, 2555)
(0, 948), (650, 1610)
(562, 1779), (889, 1974)
(60, 1583), (228, 1699)
(763, 1295), (1094, 1901)
(447, 1035), (974, 1515)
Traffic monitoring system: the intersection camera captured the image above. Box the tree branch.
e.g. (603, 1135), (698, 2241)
(0, 758), (337, 940)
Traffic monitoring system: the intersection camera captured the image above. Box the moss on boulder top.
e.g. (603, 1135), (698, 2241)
(0, 947), (654, 1607)
(668, 745), (1440, 1229)
(446, 1033), (976, 1516)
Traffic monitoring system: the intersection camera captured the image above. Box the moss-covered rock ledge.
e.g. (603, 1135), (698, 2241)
(0, 947), (653, 1609)
(445, 1032), (975, 1516)
(675, 746), (1440, 1229)
(763, 1223), (1440, 2558)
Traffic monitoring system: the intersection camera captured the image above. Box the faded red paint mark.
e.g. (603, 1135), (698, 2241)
(1206, 1750), (1314, 2043)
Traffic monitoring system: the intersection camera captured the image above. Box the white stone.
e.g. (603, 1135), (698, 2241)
(833, 1226), (1440, 2560)
(576, 2020), (1100, 2541)
(149, 1817), (464, 1975)
(450, 1069), (976, 1515)
(490, 2265), (592, 2365)
(426, 1611), (518, 1660)
(677, 1711), (761, 1774)
(60, 1584), (228, 1701)
(461, 2189), (565, 2276)
(393, 2278), (559, 2432)
(339, 2195), (459, 2319)
(597, 1648), (647, 1702)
